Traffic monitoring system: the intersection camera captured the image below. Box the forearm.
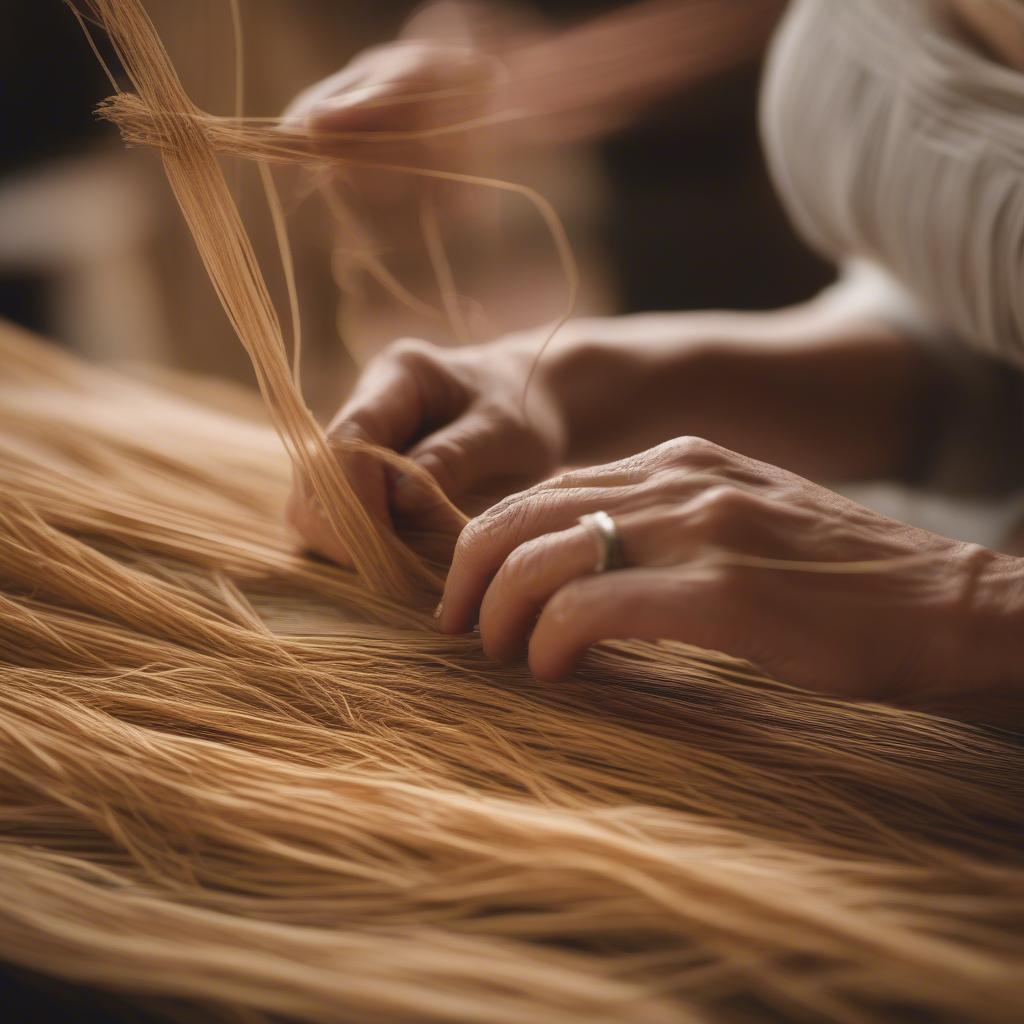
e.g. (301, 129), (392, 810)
(500, 0), (785, 145)
(540, 305), (941, 483)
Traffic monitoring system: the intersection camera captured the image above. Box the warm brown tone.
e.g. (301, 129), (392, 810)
(1, 1), (1022, 1020)
(3, 314), (1024, 1022)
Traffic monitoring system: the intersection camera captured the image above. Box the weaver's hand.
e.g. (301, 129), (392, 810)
(286, 335), (566, 565)
(438, 436), (1019, 713)
(288, 309), (941, 567)
(283, 39), (507, 175)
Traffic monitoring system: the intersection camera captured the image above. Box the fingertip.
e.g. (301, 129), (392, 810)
(528, 650), (574, 684)
(483, 635), (522, 666)
(437, 569), (478, 636)
(527, 590), (587, 682)
(477, 595), (525, 665)
(435, 590), (465, 636)
(437, 512), (500, 637)
(528, 616), (581, 681)
(286, 492), (352, 567)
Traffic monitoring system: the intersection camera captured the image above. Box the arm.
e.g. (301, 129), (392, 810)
(289, 292), (976, 565)
(543, 305), (933, 483)
(499, 0), (787, 145)
(287, 0), (786, 153)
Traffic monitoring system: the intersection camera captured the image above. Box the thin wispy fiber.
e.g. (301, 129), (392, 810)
(0, 0), (1021, 1020)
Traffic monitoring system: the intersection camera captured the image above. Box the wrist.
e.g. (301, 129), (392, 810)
(956, 550), (1024, 715)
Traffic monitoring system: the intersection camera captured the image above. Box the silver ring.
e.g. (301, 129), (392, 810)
(577, 510), (625, 573)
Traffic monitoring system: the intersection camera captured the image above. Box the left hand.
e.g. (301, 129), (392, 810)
(438, 436), (1015, 708)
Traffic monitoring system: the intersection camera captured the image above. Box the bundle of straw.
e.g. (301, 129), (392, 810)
(0, 1), (1020, 1019)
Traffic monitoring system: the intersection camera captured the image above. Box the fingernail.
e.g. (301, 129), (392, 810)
(433, 599), (444, 620)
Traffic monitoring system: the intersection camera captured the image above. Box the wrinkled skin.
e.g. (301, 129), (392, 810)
(287, 318), (1022, 717)
(286, 334), (566, 563)
(438, 436), (1014, 705)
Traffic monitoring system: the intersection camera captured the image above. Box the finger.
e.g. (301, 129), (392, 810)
(477, 483), (797, 660)
(439, 484), (650, 634)
(328, 347), (428, 453)
(539, 457), (655, 491)
(396, 409), (545, 513)
(319, 356), (418, 548)
(308, 82), (419, 136)
(478, 510), (668, 662)
(285, 467), (355, 565)
(323, 342), (458, 534)
(527, 568), (752, 682)
(324, 423), (395, 546)
(307, 47), (490, 135)
(438, 450), (713, 634)
(290, 342), (445, 562)
(282, 63), (375, 128)
(323, 352), (423, 540)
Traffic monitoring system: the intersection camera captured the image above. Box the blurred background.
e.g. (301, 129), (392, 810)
(6, 0), (1022, 547)
(0, 0), (831, 417)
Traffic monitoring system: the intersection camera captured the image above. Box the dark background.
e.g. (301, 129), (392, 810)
(0, 1), (829, 344)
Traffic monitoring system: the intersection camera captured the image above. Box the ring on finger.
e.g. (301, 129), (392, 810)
(577, 510), (626, 573)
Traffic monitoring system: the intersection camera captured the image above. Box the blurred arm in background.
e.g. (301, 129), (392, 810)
(285, 0), (787, 157)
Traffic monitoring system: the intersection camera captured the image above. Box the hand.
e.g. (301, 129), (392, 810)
(287, 335), (567, 565)
(438, 435), (1018, 713)
(288, 308), (937, 568)
(283, 38), (508, 176)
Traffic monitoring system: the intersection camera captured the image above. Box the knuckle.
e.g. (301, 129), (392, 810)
(545, 467), (580, 490)
(452, 518), (490, 572)
(354, 43), (394, 65)
(501, 536), (550, 584)
(326, 417), (371, 445)
(544, 581), (584, 626)
(680, 485), (753, 541)
(457, 515), (490, 554)
(472, 402), (517, 442)
(660, 435), (722, 468)
(484, 484), (537, 524)
(461, 491), (545, 560)
(421, 437), (463, 469)
(479, 400), (519, 430)
(702, 484), (753, 519)
(417, 439), (471, 493)
(387, 337), (437, 369)
(456, 501), (518, 558)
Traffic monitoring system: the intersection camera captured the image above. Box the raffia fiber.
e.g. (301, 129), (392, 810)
(1, 315), (1023, 1022)
(2, 316), (1024, 1022)
(1, 0), (1022, 1019)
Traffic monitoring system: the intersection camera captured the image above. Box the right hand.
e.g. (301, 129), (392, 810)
(287, 335), (567, 566)
(283, 39), (509, 175)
